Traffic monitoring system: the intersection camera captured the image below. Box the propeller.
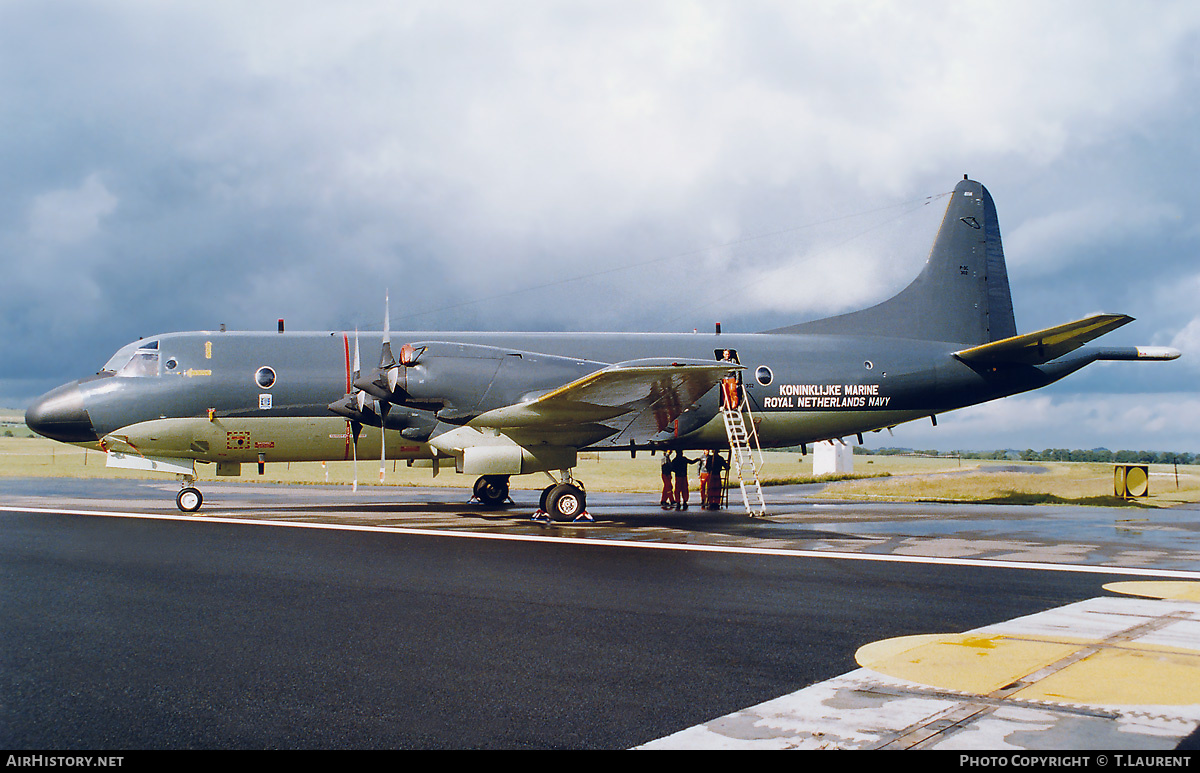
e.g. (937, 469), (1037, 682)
(341, 293), (427, 483)
(350, 329), (364, 492)
(328, 328), (376, 492)
(377, 294), (392, 484)
(354, 293), (400, 400)
(341, 295), (396, 484)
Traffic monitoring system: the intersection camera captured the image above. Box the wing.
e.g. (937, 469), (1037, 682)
(953, 314), (1134, 366)
(469, 358), (739, 447)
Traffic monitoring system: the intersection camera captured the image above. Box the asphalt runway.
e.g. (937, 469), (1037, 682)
(3, 478), (1199, 750)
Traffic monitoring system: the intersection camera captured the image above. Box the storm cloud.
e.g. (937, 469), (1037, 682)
(3, 1), (1198, 451)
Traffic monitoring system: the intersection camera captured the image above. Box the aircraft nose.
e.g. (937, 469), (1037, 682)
(25, 382), (97, 443)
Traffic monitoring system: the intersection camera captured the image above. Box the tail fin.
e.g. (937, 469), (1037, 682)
(767, 178), (1018, 345)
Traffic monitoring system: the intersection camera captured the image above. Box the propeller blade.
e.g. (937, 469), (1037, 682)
(352, 296), (402, 400)
(349, 419), (360, 493)
(379, 400), (391, 483)
(353, 328), (361, 380)
(380, 292), (395, 370)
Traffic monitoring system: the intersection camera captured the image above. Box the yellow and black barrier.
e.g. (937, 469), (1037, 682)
(1114, 463), (1149, 498)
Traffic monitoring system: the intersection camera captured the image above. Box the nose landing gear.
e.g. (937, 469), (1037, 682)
(176, 474), (203, 512)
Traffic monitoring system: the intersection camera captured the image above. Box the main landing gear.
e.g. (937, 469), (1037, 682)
(472, 473), (590, 522)
(472, 475), (512, 507)
(535, 472), (591, 523)
(541, 483), (587, 521)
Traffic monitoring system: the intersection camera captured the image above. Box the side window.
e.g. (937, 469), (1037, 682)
(119, 350), (159, 377)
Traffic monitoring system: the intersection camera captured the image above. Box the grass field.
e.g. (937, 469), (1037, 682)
(0, 409), (35, 439)
(805, 456), (1200, 508)
(2, 435), (1197, 507)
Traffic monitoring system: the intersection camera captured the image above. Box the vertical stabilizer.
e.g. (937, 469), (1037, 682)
(768, 179), (1017, 344)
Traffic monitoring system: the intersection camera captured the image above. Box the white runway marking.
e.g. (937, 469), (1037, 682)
(4, 504), (1200, 580)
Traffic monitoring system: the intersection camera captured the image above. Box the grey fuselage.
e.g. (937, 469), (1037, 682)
(28, 326), (1097, 466)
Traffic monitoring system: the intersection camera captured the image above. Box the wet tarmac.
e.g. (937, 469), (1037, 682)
(3, 477), (1199, 749)
(4, 477), (1198, 573)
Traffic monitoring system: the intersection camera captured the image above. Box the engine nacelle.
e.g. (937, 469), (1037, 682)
(460, 444), (578, 476)
(390, 342), (604, 422)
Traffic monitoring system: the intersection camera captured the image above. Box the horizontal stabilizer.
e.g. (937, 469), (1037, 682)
(953, 313), (1134, 366)
(471, 358), (739, 429)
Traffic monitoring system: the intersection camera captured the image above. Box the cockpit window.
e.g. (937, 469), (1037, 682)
(102, 340), (161, 377)
(120, 350), (160, 377)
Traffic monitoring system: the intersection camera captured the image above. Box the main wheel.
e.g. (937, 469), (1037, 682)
(176, 487), (203, 512)
(539, 484), (556, 513)
(546, 483), (586, 522)
(473, 475), (510, 507)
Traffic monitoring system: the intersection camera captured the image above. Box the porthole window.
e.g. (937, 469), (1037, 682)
(255, 366), (276, 389)
(864, 361), (874, 370)
(755, 365), (773, 386)
(165, 358), (178, 371)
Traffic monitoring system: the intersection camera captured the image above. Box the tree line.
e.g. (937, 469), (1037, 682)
(857, 447), (1197, 465)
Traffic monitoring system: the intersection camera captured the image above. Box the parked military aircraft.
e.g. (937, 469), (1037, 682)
(25, 178), (1180, 518)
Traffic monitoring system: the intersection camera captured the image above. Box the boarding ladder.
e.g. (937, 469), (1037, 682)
(720, 378), (766, 517)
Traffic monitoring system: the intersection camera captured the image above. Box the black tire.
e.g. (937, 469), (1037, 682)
(539, 484), (556, 513)
(176, 487), (203, 512)
(473, 475), (510, 507)
(546, 484), (586, 522)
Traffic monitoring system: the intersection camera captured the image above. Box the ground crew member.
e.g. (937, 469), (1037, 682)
(671, 451), (699, 510)
(720, 349), (741, 408)
(699, 451), (711, 508)
(703, 451), (729, 510)
(660, 451), (676, 510)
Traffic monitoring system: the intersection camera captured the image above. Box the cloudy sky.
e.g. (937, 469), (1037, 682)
(3, 1), (1198, 452)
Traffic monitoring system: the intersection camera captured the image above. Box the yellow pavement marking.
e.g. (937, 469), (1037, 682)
(1104, 580), (1200, 602)
(856, 581), (1200, 706)
(856, 633), (1083, 697)
(1017, 643), (1200, 705)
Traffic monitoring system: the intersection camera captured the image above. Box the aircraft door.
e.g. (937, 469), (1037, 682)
(714, 348), (742, 408)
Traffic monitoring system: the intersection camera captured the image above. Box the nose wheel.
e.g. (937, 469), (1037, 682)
(176, 486), (203, 512)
